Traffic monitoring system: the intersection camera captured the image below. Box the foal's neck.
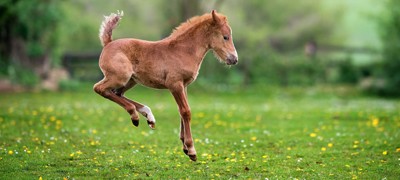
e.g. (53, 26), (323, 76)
(166, 27), (210, 62)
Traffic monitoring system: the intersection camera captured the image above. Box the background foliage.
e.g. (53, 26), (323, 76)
(0, 0), (398, 95)
(373, 0), (400, 96)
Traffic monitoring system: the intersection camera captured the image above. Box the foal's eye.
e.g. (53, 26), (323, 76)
(223, 35), (229, 41)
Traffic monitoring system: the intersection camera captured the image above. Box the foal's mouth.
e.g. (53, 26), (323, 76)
(226, 54), (238, 65)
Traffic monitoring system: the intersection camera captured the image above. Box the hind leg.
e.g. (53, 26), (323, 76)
(130, 100), (156, 129)
(94, 77), (140, 126)
(115, 80), (156, 129)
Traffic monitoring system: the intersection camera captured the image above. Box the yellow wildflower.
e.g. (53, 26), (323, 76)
(372, 117), (379, 127)
(309, 133), (317, 137)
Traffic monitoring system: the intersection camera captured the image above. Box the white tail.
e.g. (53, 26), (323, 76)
(99, 10), (124, 47)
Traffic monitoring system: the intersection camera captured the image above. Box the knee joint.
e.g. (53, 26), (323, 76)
(180, 109), (191, 120)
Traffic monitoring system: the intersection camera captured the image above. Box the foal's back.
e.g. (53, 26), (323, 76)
(99, 38), (179, 89)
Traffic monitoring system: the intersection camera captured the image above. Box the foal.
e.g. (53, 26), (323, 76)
(94, 10), (238, 161)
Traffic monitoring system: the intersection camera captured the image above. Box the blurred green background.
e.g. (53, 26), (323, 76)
(0, 0), (399, 95)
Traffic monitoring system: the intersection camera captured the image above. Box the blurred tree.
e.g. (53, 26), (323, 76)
(161, 0), (201, 37)
(376, 0), (400, 95)
(0, 0), (62, 84)
(239, 0), (339, 53)
(208, 0), (342, 86)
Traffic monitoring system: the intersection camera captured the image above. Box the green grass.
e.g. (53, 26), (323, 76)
(0, 85), (399, 179)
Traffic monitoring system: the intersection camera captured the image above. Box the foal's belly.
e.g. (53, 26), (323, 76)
(131, 71), (168, 89)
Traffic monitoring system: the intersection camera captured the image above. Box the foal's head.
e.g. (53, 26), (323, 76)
(208, 10), (238, 65)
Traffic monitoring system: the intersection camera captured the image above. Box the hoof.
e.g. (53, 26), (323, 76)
(131, 120), (139, 127)
(188, 154), (197, 161)
(147, 121), (156, 129)
(183, 149), (189, 155)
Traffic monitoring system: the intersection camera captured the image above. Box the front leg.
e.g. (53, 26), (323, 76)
(180, 119), (188, 155)
(170, 84), (197, 161)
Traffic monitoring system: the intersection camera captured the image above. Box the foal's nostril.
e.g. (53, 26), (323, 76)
(232, 59), (238, 65)
(226, 54), (238, 65)
(227, 57), (238, 65)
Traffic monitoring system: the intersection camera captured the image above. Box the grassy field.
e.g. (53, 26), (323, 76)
(0, 84), (399, 179)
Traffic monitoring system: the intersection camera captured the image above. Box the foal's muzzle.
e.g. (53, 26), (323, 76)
(226, 54), (238, 65)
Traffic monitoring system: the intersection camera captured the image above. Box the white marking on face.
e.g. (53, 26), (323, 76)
(229, 27), (238, 58)
(233, 49), (238, 58)
(138, 106), (156, 123)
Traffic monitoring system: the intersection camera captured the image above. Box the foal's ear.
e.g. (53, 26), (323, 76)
(211, 10), (222, 24)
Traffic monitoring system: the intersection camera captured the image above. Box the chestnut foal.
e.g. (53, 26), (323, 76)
(94, 10), (238, 161)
